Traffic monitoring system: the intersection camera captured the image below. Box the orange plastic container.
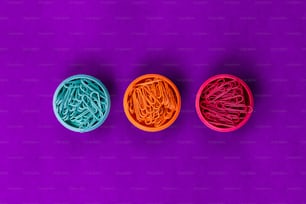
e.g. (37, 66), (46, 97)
(123, 74), (181, 132)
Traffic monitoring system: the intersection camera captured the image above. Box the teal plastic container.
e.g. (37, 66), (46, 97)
(53, 74), (111, 133)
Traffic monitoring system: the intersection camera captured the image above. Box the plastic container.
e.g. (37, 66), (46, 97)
(195, 74), (254, 132)
(123, 74), (181, 132)
(53, 74), (111, 133)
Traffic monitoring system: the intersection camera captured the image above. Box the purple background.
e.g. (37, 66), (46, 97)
(1, 0), (306, 203)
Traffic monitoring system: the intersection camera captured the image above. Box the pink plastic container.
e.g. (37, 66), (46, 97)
(195, 74), (254, 132)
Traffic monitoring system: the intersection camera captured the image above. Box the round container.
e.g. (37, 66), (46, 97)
(123, 74), (181, 132)
(195, 74), (254, 132)
(53, 74), (111, 133)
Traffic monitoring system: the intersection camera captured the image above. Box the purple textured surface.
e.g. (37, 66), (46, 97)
(1, 0), (306, 203)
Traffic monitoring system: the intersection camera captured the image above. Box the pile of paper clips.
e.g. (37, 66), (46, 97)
(53, 75), (110, 132)
(128, 78), (177, 127)
(123, 74), (181, 132)
(198, 75), (253, 131)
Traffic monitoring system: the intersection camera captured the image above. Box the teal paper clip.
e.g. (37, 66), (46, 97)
(53, 74), (111, 133)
